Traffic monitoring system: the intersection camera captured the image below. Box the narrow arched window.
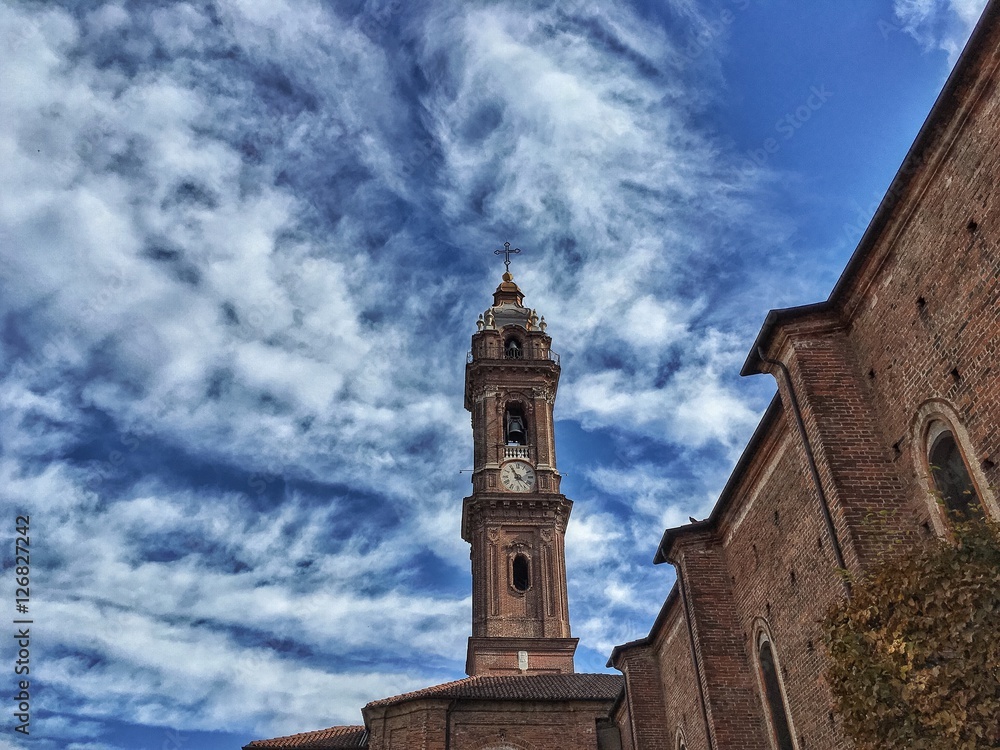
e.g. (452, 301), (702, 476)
(928, 430), (980, 519)
(758, 639), (795, 750)
(505, 404), (528, 445)
(512, 553), (530, 591)
(504, 337), (523, 359)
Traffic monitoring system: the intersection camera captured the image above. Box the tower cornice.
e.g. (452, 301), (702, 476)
(464, 361), (560, 411)
(461, 494), (573, 542)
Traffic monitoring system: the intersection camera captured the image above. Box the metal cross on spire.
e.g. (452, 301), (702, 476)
(494, 242), (521, 274)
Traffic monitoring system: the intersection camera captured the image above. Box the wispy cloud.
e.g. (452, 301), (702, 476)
(893, 0), (988, 61)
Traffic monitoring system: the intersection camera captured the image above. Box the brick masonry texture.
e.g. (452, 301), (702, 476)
(362, 674), (623, 750)
(614, 4), (1000, 750)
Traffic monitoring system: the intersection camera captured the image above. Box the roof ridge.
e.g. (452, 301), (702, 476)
(364, 672), (624, 709)
(363, 674), (480, 708)
(243, 724), (367, 749)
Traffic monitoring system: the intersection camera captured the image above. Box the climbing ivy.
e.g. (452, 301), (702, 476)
(823, 518), (1000, 750)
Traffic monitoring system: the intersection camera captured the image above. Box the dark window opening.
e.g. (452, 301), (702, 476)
(929, 431), (980, 519)
(759, 640), (795, 750)
(512, 554), (530, 591)
(504, 338), (523, 359)
(505, 404), (528, 445)
(595, 719), (623, 750)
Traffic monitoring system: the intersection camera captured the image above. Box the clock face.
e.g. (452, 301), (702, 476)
(500, 461), (536, 493)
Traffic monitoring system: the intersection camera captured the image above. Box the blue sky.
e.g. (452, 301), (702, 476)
(0, 0), (987, 747)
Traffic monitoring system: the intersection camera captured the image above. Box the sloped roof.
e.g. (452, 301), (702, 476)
(243, 674), (623, 748)
(365, 672), (624, 709)
(243, 725), (368, 749)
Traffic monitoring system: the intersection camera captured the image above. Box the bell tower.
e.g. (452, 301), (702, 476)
(462, 249), (577, 676)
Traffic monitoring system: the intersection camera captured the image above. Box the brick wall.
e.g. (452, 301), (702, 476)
(614, 696), (634, 750)
(614, 5), (1000, 750)
(653, 600), (710, 750)
(717, 414), (851, 750)
(366, 697), (616, 750)
(611, 642), (671, 750)
(844, 45), (1000, 528)
(673, 536), (770, 750)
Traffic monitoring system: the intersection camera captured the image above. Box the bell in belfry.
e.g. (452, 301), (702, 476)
(505, 412), (527, 445)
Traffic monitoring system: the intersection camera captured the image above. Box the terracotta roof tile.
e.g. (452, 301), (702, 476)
(242, 674), (623, 748)
(365, 672), (623, 709)
(243, 725), (368, 749)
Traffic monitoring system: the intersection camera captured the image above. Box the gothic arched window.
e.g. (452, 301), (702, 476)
(757, 634), (795, 750)
(505, 403), (528, 445)
(928, 429), (980, 519)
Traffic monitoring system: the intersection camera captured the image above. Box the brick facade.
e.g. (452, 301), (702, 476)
(613, 3), (1000, 748)
(358, 674), (623, 750)
(366, 698), (609, 750)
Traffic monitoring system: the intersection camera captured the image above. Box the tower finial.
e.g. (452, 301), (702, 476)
(494, 241), (521, 280)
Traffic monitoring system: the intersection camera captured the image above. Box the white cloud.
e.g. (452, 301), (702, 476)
(893, 0), (988, 61)
(415, 3), (773, 449)
(561, 328), (758, 448)
(0, 0), (475, 512)
(41, 598), (430, 733)
(566, 508), (626, 567)
(586, 462), (716, 529)
(4, 457), (466, 731)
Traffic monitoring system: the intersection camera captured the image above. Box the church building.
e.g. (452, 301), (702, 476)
(609, 4), (1000, 749)
(244, 1), (1000, 747)
(245, 264), (625, 749)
